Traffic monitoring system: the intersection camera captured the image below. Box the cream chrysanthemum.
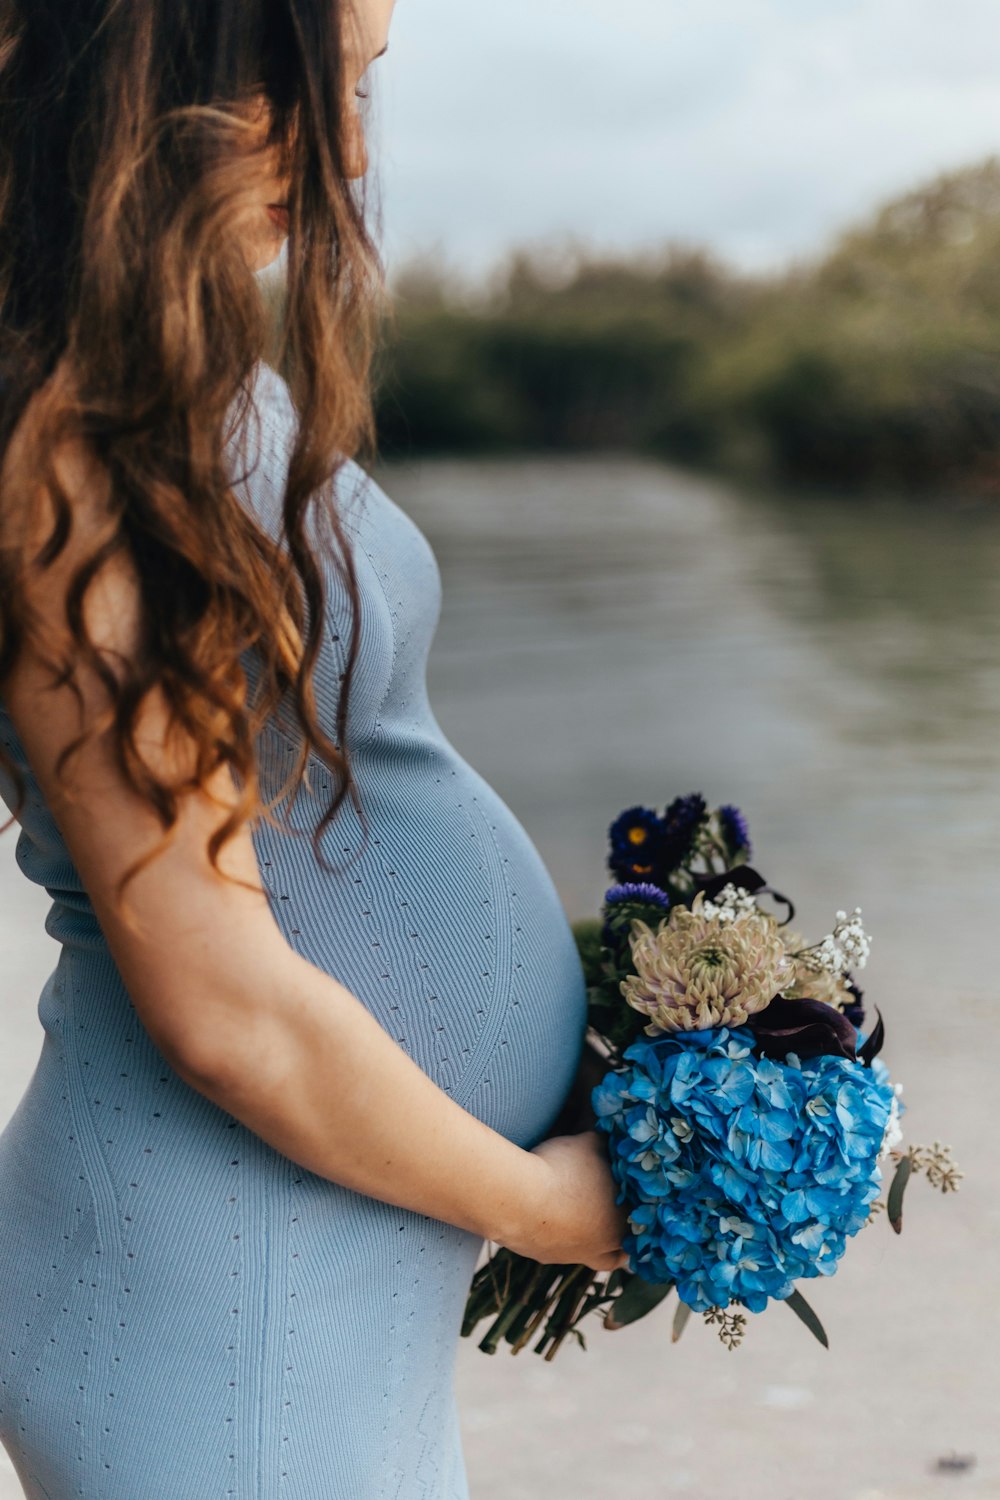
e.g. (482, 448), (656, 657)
(621, 890), (793, 1034)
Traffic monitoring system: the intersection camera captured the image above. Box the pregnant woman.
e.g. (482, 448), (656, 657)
(0, 2), (629, 1497)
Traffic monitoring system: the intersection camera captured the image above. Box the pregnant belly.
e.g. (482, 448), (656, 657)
(255, 737), (589, 1150)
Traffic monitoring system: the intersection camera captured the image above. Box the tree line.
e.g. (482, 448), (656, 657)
(373, 159), (1000, 493)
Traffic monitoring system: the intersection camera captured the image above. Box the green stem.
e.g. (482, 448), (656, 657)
(476, 1261), (548, 1355)
(462, 1247), (537, 1338)
(532, 1265), (593, 1359)
(509, 1265), (578, 1354)
(542, 1272), (598, 1361)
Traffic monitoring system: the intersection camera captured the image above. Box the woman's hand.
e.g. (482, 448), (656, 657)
(495, 1129), (631, 1272)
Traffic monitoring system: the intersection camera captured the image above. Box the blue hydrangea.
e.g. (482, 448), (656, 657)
(591, 1026), (896, 1315)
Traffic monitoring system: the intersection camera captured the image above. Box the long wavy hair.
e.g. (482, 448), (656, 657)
(0, 0), (385, 912)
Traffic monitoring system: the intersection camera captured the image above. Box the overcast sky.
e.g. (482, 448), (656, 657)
(367, 0), (1000, 282)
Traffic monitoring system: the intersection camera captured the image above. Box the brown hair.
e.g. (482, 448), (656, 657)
(0, 0), (384, 904)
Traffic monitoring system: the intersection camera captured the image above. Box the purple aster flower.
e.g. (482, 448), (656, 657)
(608, 806), (663, 882)
(658, 793), (708, 873)
(605, 882), (671, 912)
(601, 882), (671, 951)
(719, 803), (752, 859)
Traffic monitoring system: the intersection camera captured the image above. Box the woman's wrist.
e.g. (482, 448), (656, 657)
(480, 1147), (552, 1249)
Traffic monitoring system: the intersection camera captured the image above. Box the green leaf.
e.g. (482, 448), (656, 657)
(887, 1153), (913, 1235)
(784, 1288), (830, 1349)
(572, 918), (604, 945)
(572, 919), (606, 985)
(604, 1267), (628, 1297)
(671, 1299), (693, 1343)
(603, 1274), (674, 1330)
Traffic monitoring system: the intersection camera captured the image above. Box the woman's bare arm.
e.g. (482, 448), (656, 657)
(1, 430), (632, 1271)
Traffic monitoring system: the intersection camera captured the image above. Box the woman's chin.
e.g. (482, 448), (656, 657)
(255, 246), (285, 273)
(248, 234), (288, 276)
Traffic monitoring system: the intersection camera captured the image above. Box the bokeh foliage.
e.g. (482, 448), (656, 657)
(373, 159), (1000, 492)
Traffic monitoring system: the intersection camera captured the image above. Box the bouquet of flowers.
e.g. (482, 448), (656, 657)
(462, 795), (961, 1357)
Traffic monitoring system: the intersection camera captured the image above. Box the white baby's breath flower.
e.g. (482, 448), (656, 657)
(805, 906), (871, 976)
(879, 1082), (905, 1160)
(700, 883), (760, 924)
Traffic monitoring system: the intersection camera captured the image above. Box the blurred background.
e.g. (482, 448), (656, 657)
(369, 0), (1000, 494)
(4, 2), (1000, 1497)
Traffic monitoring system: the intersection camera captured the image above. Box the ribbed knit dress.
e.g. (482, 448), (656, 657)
(0, 360), (588, 1500)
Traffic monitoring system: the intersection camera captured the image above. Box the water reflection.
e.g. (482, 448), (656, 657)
(379, 457), (999, 950)
(750, 484), (1000, 765)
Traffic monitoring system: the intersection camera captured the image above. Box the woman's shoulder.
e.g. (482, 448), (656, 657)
(228, 360), (377, 525)
(225, 359), (299, 497)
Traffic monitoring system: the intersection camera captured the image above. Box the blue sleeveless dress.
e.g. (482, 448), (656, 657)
(0, 361), (588, 1500)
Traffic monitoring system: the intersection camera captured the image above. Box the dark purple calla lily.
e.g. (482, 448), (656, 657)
(747, 996), (862, 1064)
